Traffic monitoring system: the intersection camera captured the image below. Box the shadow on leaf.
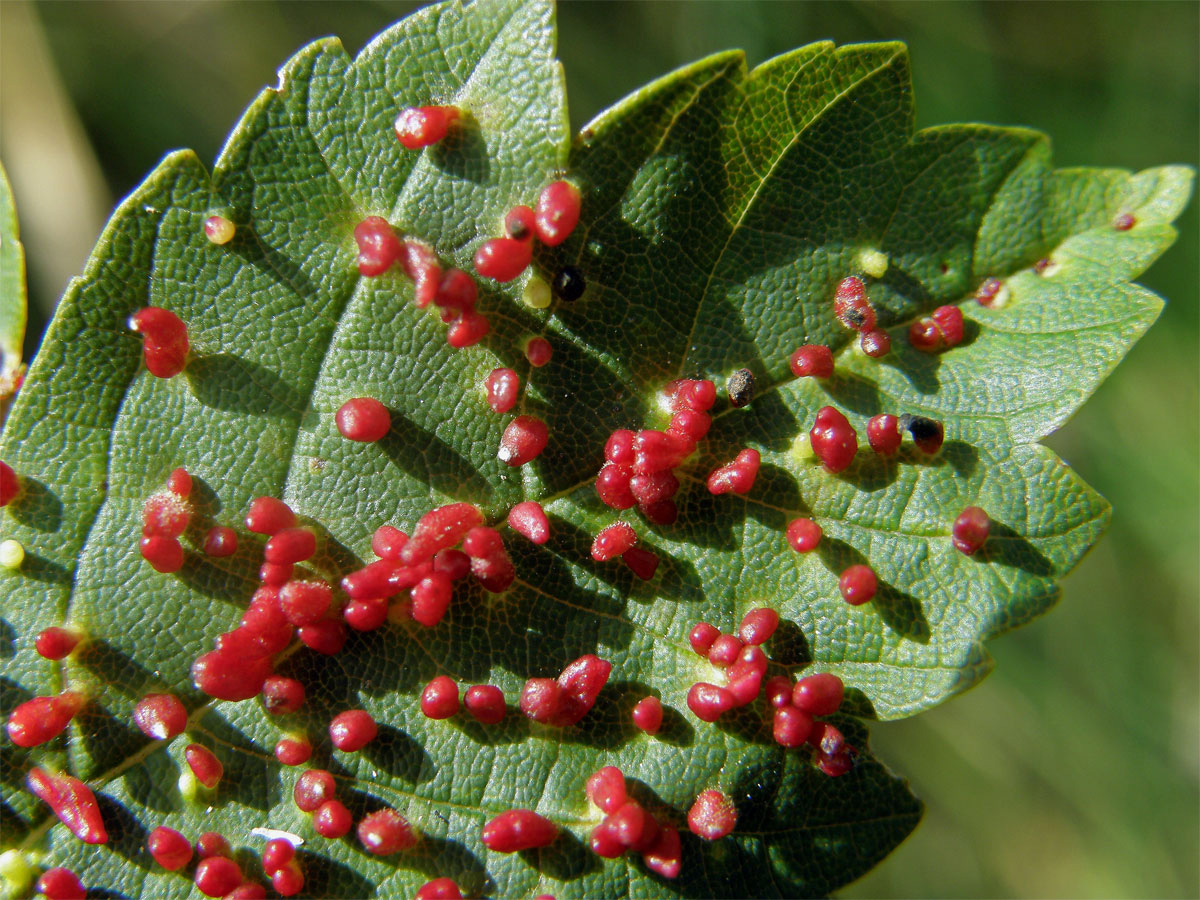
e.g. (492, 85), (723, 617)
(185, 353), (306, 419)
(980, 519), (1054, 576)
(7, 476), (63, 532)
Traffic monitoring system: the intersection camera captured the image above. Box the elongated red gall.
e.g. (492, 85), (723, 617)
(481, 809), (558, 852)
(592, 521), (636, 561)
(0, 460), (17, 506)
(908, 304), (964, 352)
(142, 490), (190, 538)
(195, 832), (230, 859)
(498, 415), (548, 466)
(6, 691), (86, 748)
(586, 766), (627, 814)
(688, 622), (720, 656)
(358, 808), (417, 855)
(484, 368), (520, 414)
(272, 860), (304, 897)
(194, 856), (242, 897)
(148, 826), (193, 871)
(133, 693), (187, 741)
(279, 579), (332, 626)
(833, 276), (877, 332)
(35, 626), (82, 660)
(595, 463), (636, 509)
(36, 868), (86, 900)
(403, 503), (484, 565)
(474, 237), (532, 282)
(191, 649), (272, 701)
(140, 535), (183, 573)
(262, 837), (295, 874)
(738, 607), (779, 645)
(129, 307), (189, 378)
(765, 675), (793, 708)
(184, 743), (224, 789)
(706, 448), (761, 495)
(773, 705), (813, 747)
(507, 501), (549, 544)
(446, 310), (490, 348)
(686, 682), (734, 722)
(352, 217), (402, 276)
(707, 633), (743, 667)
(417, 878), (463, 899)
(261, 676), (306, 715)
(394, 105), (460, 149)
(26, 767), (108, 844)
(555, 654), (612, 726)
(535, 180), (582, 246)
(622, 546), (659, 580)
(642, 824), (682, 879)
(261, 528), (314, 568)
(275, 735), (312, 766)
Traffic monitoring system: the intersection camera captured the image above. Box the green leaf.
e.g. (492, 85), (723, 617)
(0, 2), (1190, 898)
(0, 160), (26, 419)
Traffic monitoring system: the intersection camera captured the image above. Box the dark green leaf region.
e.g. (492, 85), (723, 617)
(0, 1), (1190, 897)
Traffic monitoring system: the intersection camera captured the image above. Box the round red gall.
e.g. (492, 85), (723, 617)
(839, 564), (877, 605)
(329, 709), (378, 752)
(687, 789), (738, 841)
(632, 696), (664, 734)
(336, 397), (391, 442)
(789, 344), (834, 378)
(421, 676), (460, 719)
(952, 506), (991, 555)
(313, 800), (353, 838)
(786, 517), (822, 552)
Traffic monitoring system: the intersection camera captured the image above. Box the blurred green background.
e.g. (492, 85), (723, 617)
(2, 2), (1196, 896)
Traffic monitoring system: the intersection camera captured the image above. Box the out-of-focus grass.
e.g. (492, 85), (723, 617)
(10, 2), (1199, 896)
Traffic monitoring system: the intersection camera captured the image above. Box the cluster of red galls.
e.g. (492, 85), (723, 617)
(351, 170), (581, 351)
(790, 275), (968, 365)
(595, 378), (765, 528)
(687, 609), (857, 775)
